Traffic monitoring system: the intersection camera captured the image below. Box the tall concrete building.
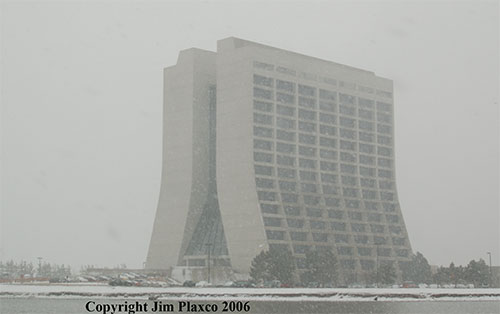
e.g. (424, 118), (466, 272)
(146, 37), (412, 283)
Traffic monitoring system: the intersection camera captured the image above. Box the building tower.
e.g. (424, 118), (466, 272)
(147, 38), (412, 284)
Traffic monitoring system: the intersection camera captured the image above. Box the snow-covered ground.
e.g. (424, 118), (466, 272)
(1, 284), (499, 301)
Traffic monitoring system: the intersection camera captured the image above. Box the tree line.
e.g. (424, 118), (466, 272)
(249, 247), (493, 287)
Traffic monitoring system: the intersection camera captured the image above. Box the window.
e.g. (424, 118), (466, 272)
(320, 124), (336, 136)
(281, 193), (298, 203)
(288, 219), (304, 228)
(359, 109), (374, 120)
(351, 223), (366, 232)
(313, 233), (327, 242)
(306, 207), (322, 217)
(254, 74), (273, 87)
(298, 121), (316, 133)
(364, 201), (379, 210)
(371, 224), (385, 233)
(361, 178), (376, 188)
(377, 112), (392, 123)
(376, 101), (392, 112)
(341, 175), (356, 186)
(349, 211), (362, 221)
(335, 234), (349, 243)
(339, 105), (355, 116)
(298, 84), (316, 97)
(340, 164), (356, 174)
(320, 161), (337, 171)
(360, 167), (375, 177)
(359, 143), (375, 154)
(328, 209), (344, 219)
(321, 173), (337, 183)
(378, 169), (393, 179)
(379, 180), (393, 189)
(277, 155), (295, 166)
(378, 135), (392, 145)
(389, 226), (402, 235)
(359, 120), (374, 131)
(338, 246), (353, 255)
(346, 200), (360, 209)
(340, 152), (356, 162)
(322, 185), (338, 195)
(254, 113), (273, 125)
(319, 89), (336, 101)
(359, 155), (375, 165)
(374, 236), (386, 245)
(253, 61), (274, 71)
(276, 129), (295, 142)
(298, 97), (315, 108)
(320, 149), (337, 160)
(254, 152), (273, 163)
(293, 245), (309, 253)
(301, 183), (317, 193)
(278, 168), (295, 178)
(377, 248), (391, 257)
(277, 92), (295, 104)
(277, 142), (295, 153)
(299, 133), (316, 145)
(256, 178), (274, 189)
(261, 203), (278, 214)
(254, 126), (273, 138)
(354, 235), (369, 244)
(378, 146), (392, 157)
(276, 66), (296, 76)
(319, 101), (336, 112)
(325, 197), (340, 207)
(360, 259), (375, 270)
(340, 128), (356, 140)
(320, 137), (336, 148)
(383, 202), (396, 212)
(339, 93), (355, 104)
(277, 117), (295, 129)
(254, 87), (273, 100)
(340, 140), (356, 151)
(284, 205), (301, 216)
(378, 158), (392, 168)
(367, 213), (382, 222)
(362, 189), (377, 200)
(299, 109), (316, 120)
(386, 214), (399, 223)
(358, 98), (374, 108)
(299, 146), (316, 157)
(331, 222), (346, 231)
(279, 181), (296, 191)
(359, 132), (374, 142)
(276, 80), (295, 93)
(343, 187), (359, 197)
(291, 232), (307, 241)
(320, 113), (336, 124)
(303, 195), (320, 205)
(377, 124), (392, 134)
(299, 170), (316, 181)
(266, 230), (284, 240)
(263, 217), (282, 227)
(392, 237), (405, 246)
(310, 220), (326, 230)
(299, 158), (316, 169)
(277, 105), (295, 117)
(254, 100), (273, 112)
(255, 165), (273, 176)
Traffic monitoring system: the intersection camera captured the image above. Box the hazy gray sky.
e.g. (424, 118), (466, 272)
(1, 1), (498, 270)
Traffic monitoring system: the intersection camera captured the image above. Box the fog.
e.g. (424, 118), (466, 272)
(1, 1), (498, 270)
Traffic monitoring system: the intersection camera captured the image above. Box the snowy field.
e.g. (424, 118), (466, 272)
(1, 284), (499, 301)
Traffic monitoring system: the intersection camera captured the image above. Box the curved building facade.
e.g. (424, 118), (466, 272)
(147, 38), (412, 283)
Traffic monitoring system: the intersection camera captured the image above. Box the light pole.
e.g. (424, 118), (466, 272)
(205, 244), (212, 284)
(487, 252), (492, 287)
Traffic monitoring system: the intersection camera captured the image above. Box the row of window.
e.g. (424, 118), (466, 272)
(260, 200), (397, 215)
(263, 216), (401, 229)
(254, 164), (394, 181)
(254, 151), (393, 170)
(254, 85), (392, 112)
(253, 138), (393, 159)
(254, 110), (393, 134)
(253, 124), (393, 146)
(265, 230), (406, 247)
(255, 96), (393, 124)
(252, 68), (393, 100)
(256, 177), (394, 193)
(256, 186), (394, 202)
